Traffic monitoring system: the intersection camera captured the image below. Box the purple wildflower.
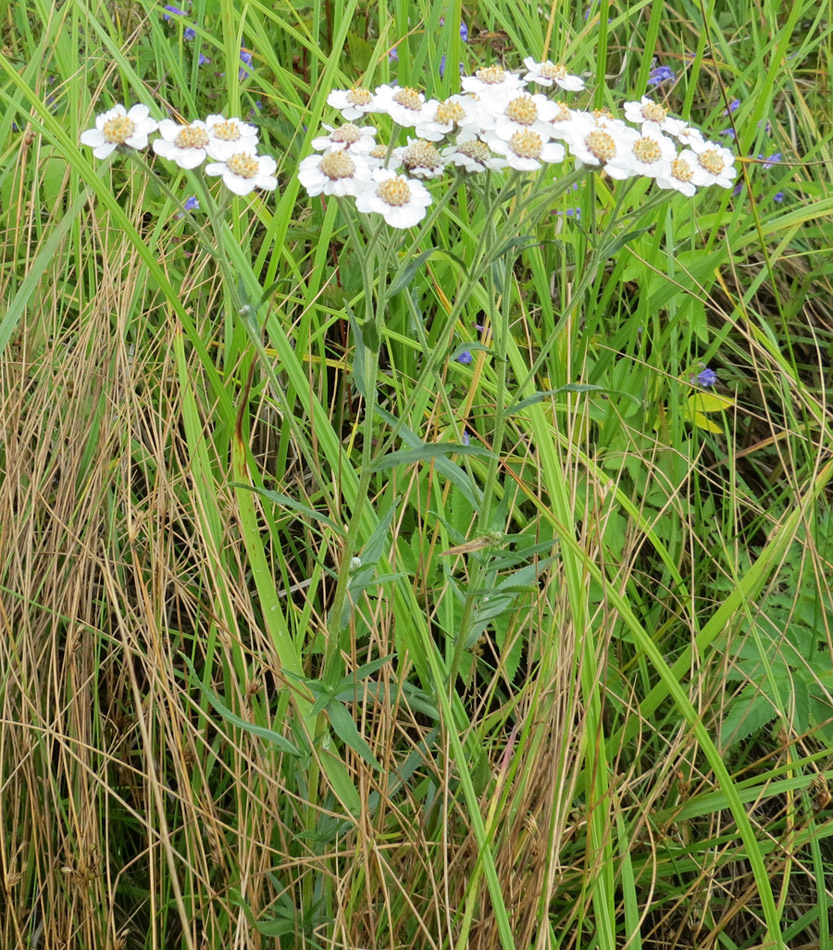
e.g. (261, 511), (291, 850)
(693, 367), (718, 388)
(456, 350), (473, 365)
(723, 98), (741, 115)
(762, 152), (781, 169)
(389, 47), (399, 62)
(732, 182), (743, 197)
(184, 195), (200, 211)
(239, 48), (253, 80)
(647, 65), (676, 87)
(163, 5), (186, 18)
(461, 430), (470, 446)
(773, 191), (784, 202)
(183, 25), (196, 40)
(460, 21), (469, 42)
(198, 53), (210, 65)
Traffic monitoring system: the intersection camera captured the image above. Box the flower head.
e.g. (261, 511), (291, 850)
(646, 65), (676, 87)
(153, 118), (212, 168)
(205, 114), (259, 160)
(693, 367), (717, 387)
(371, 84), (432, 126)
(623, 96), (685, 136)
(687, 139), (738, 188)
(311, 122), (377, 154)
(327, 87), (377, 120)
(441, 133), (507, 173)
(392, 138), (446, 178)
(355, 169), (432, 228)
(205, 147), (277, 195)
(183, 25), (196, 40)
(298, 149), (372, 197)
(522, 58), (585, 91)
(456, 350), (473, 364)
(80, 103), (158, 158)
(486, 128), (565, 171)
(162, 5), (186, 19)
(461, 65), (525, 97)
(239, 48), (254, 80)
(564, 115), (639, 178)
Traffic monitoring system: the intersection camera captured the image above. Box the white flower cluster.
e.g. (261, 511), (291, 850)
(80, 103), (277, 196)
(298, 60), (738, 228)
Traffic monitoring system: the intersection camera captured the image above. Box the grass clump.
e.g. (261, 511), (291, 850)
(1, 1), (833, 948)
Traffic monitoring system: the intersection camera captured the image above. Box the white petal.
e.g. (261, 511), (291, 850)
(80, 128), (105, 146)
(223, 171), (255, 195)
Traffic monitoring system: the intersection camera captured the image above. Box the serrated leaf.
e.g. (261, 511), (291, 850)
(720, 688), (777, 749)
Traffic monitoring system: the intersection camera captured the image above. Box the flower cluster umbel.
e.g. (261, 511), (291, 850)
(298, 58), (738, 227)
(80, 103), (276, 196)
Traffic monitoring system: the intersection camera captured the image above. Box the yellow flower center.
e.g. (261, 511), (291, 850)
(212, 120), (241, 141)
(698, 149), (726, 175)
(402, 140), (442, 172)
(538, 62), (568, 81)
(585, 130), (616, 162)
(330, 123), (361, 144)
(505, 95), (538, 125)
(592, 108), (614, 123)
(226, 152), (260, 179)
(476, 65), (506, 84)
(436, 100), (465, 125)
(347, 88), (373, 106)
(633, 137), (662, 163)
(319, 150), (356, 180)
(458, 140), (490, 163)
(509, 130), (543, 159)
(392, 87), (423, 111)
(641, 101), (666, 123)
(376, 177), (412, 206)
(369, 145), (388, 159)
(174, 125), (210, 149)
(103, 115), (136, 144)
(553, 102), (572, 123)
(670, 158), (694, 182)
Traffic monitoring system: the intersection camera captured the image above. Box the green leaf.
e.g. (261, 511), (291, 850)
(371, 443), (489, 472)
(231, 484), (343, 533)
(182, 656), (301, 757)
(326, 700), (382, 770)
(720, 688), (777, 749)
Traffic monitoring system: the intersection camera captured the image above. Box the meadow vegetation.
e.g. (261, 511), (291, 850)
(2, 0), (833, 947)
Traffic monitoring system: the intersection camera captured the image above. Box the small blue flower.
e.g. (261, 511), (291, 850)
(724, 98), (741, 115)
(647, 65), (675, 87)
(459, 21), (469, 42)
(184, 195), (200, 211)
(198, 53), (210, 65)
(773, 191), (784, 203)
(163, 5), (187, 18)
(719, 127), (737, 139)
(762, 152), (781, 169)
(389, 47), (399, 62)
(456, 350), (473, 365)
(239, 48), (254, 80)
(461, 429), (470, 446)
(693, 367), (718, 388)
(732, 182), (743, 197)
(183, 25), (196, 40)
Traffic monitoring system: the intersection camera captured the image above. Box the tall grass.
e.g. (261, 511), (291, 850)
(2, 0), (833, 948)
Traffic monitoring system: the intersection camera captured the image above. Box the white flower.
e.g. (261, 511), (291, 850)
(371, 84), (433, 126)
(414, 95), (483, 141)
(616, 129), (677, 179)
(205, 114), (259, 161)
(548, 100), (579, 140)
(655, 155), (703, 196)
(622, 97), (685, 136)
(441, 133), (508, 173)
(152, 119), (211, 169)
(298, 149), (372, 197)
(674, 123), (706, 150)
(364, 143), (396, 170)
(486, 92), (561, 143)
(80, 103), (158, 158)
(391, 138), (446, 179)
(686, 140), (737, 188)
(485, 129), (565, 171)
(522, 58), (585, 91)
(327, 87), (377, 120)
(355, 169), (432, 228)
(461, 65), (525, 97)
(204, 148), (277, 195)
(311, 122), (376, 154)
(564, 114), (640, 179)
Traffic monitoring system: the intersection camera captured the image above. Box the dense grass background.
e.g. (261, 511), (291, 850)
(2, 0), (833, 947)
